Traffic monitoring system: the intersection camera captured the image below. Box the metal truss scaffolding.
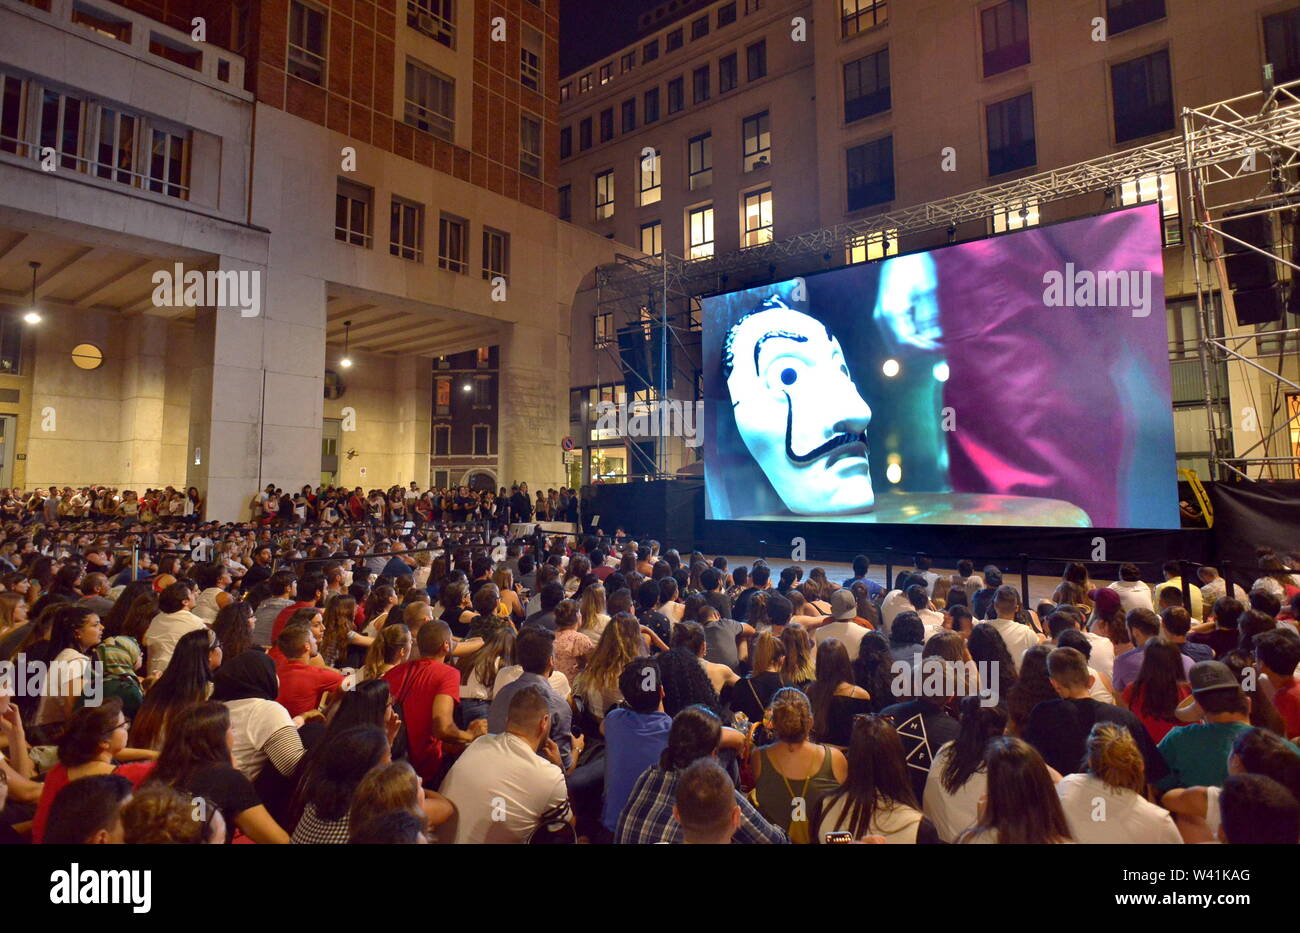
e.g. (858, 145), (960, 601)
(593, 78), (1300, 482)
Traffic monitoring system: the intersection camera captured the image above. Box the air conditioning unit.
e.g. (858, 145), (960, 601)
(417, 12), (435, 33)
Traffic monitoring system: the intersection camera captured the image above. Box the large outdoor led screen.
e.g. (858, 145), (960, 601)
(703, 204), (1178, 528)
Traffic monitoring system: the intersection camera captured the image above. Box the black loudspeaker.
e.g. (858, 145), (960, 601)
(1222, 210), (1281, 325)
(617, 327), (651, 388)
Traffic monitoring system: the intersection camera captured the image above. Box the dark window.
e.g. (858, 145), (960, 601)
(1106, 0), (1165, 35)
(691, 15), (709, 39)
(668, 76), (684, 113)
(844, 48), (890, 122)
(693, 65), (710, 103)
(645, 87), (661, 123)
(600, 107), (614, 142)
(643, 39), (659, 63)
(1265, 8), (1300, 85)
(1111, 49), (1173, 142)
(558, 184), (571, 221)
(986, 91), (1036, 175)
(981, 0), (1030, 77)
(666, 28), (684, 52)
(720, 52), (738, 92)
(559, 126), (572, 159)
(688, 133), (713, 190)
(747, 40), (767, 80)
(718, 2), (737, 27)
(621, 98), (636, 132)
(579, 117), (592, 150)
(842, 0), (888, 37)
(846, 136), (894, 210)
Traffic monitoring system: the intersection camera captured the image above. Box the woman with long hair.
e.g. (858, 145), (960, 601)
(1119, 637), (1190, 743)
(1056, 722), (1182, 843)
(211, 600), (256, 663)
(359, 623), (412, 683)
(751, 688), (847, 843)
(147, 700), (289, 844)
(1005, 644), (1056, 736)
(492, 567), (525, 622)
(35, 605), (104, 734)
(348, 759), (453, 841)
(779, 623), (816, 689)
(733, 631), (786, 723)
(319, 594), (369, 669)
(852, 631), (896, 712)
(363, 584), (399, 634)
(813, 714), (934, 843)
(808, 638), (872, 747)
(290, 725), (389, 844)
(957, 736), (1072, 844)
(131, 627), (220, 750)
(573, 612), (645, 721)
(967, 623), (1019, 713)
(923, 697), (1009, 842)
(578, 582), (609, 640)
(458, 625), (515, 724)
(0, 590), (28, 644)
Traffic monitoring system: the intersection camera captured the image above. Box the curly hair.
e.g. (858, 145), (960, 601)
(1086, 722), (1146, 794)
(121, 785), (210, 844)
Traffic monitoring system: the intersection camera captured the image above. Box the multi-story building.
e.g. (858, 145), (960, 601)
(560, 0), (1300, 482)
(0, 0), (622, 518)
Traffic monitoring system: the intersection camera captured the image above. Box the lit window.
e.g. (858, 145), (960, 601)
(990, 199), (1040, 233)
(742, 188), (773, 248)
(688, 205), (715, 259)
(640, 220), (663, 257)
(1119, 172), (1181, 246)
(742, 111), (770, 171)
(639, 149), (661, 205)
(841, 0), (887, 37)
(846, 228), (898, 264)
(599, 62), (613, 85)
(595, 170), (615, 220)
(688, 133), (712, 190)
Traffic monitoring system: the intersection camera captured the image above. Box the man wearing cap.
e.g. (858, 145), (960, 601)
(1111, 608), (1194, 694)
(1154, 660), (1299, 791)
(815, 589), (869, 661)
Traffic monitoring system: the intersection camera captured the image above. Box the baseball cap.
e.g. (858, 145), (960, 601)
(1089, 587), (1121, 617)
(830, 589), (857, 620)
(1189, 659), (1239, 696)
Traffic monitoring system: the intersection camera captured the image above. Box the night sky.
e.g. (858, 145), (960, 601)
(560, 0), (667, 76)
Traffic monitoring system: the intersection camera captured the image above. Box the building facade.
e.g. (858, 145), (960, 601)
(560, 0), (1300, 482)
(0, 0), (622, 519)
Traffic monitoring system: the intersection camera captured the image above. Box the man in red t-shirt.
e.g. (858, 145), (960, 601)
(1257, 628), (1300, 740)
(271, 571), (325, 644)
(275, 622), (344, 717)
(383, 620), (486, 786)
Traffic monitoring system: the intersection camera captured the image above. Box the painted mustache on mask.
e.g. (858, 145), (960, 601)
(784, 393), (868, 464)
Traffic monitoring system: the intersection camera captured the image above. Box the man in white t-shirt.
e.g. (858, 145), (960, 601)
(881, 572), (923, 636)
(440, 684), (570, 844)
(1108, 563), (1154, 613)
(985, 585), (1043, 673)
(814, 590), (867, 661)
(144, 582), (208, 677)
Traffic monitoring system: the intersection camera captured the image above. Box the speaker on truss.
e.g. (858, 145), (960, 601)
(1221, 208), (1281, 325)
(617, 326), (652, 388)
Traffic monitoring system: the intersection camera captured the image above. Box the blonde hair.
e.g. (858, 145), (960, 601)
(574, 612), (644, 697)
(361, 623), (410, 682)
(751, 631), (785, 673)
(492, 567), (514, 592)
(579, 584), (607, 634)
(1085, 722), (1145, 794)
(349, 760), (424, 832)
(0, 592), (24, 630)
(780, 624), (816, 685)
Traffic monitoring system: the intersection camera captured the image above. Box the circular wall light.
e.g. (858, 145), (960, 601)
(71, 343), (104, 370)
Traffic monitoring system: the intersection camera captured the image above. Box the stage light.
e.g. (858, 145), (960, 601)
(886, 461), (902, 484)
(933, 362), (950, 382)
(882, 358), (900, 378)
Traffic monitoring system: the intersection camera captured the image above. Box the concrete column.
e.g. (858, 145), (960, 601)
(395, 355), (432, 489)
(187, 261), (326, 521)
(498, 320), (567, 491)
(118, 316), (169, 489)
